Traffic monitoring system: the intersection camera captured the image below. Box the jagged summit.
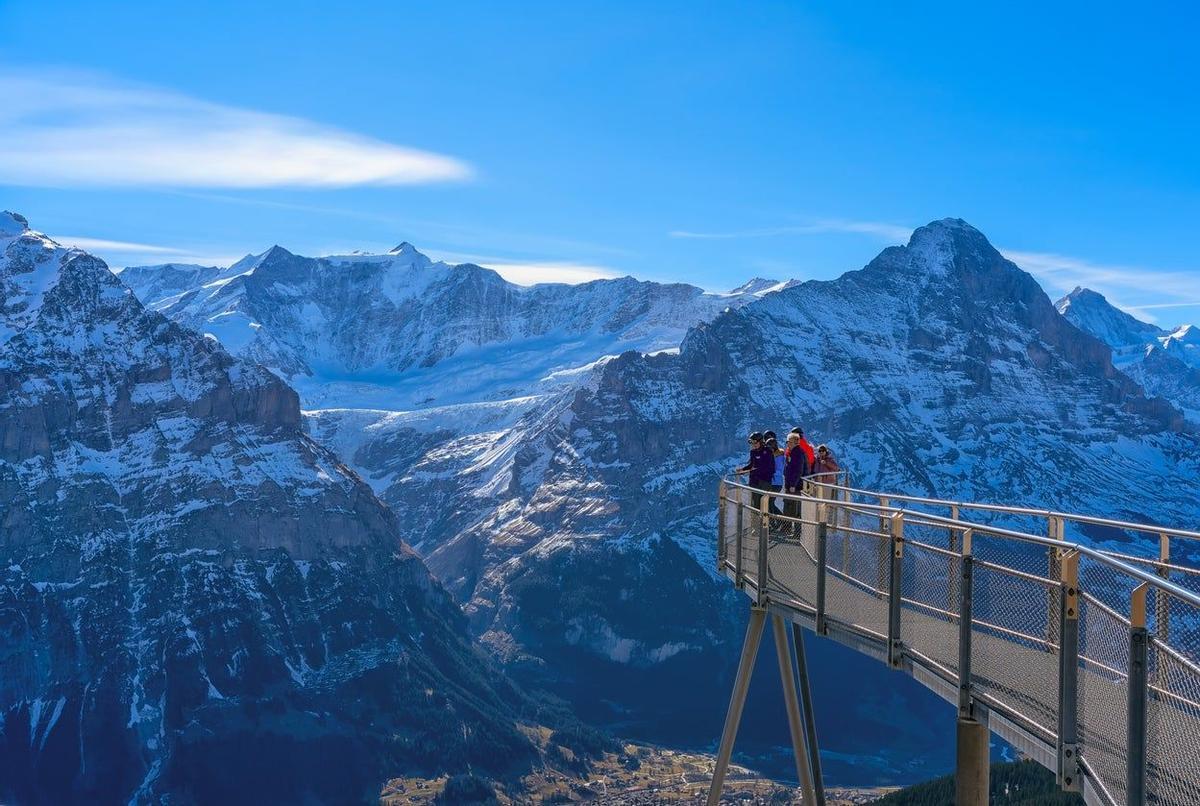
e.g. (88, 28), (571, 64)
(728, 277), (780, 295)
(0, 210), (29, 237)
(1055, 285), (1166, 349)
(120, 244), (775, 410)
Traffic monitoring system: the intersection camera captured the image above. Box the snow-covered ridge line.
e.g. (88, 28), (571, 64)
(119, 240), (792, 412)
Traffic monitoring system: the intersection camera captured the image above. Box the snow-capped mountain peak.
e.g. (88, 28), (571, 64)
(1055, 286), (1167, 348)
(120, 242), (781, 410)
(1056, 286), (1199, 421)
(728, 277), (780, 295)
(0, 209), (29, 237)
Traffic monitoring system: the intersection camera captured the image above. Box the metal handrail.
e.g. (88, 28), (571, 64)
(723, 475), (1200, 608)
(801, 477), (1200, 542)
(716, 473), (1200, 806)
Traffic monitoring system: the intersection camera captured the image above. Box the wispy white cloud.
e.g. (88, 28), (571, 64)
(426, 249), (622, 286)
(52, 233), (243, 270)
(0, 69), (471, 188)
(55, 235), (180, 254)
(1001, 249), (1199, 324)
(669, 218), (913, 243)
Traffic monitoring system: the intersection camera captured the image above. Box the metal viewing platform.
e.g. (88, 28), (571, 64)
(710, 475), (1200, 806)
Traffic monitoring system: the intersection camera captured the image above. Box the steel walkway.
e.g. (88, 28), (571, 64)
(712, 476), (1200, 806)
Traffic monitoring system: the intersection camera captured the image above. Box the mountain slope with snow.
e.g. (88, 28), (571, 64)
(1056, 286), (1200, 421)
(120, 218), (1200, 784)
(297, 220), (1200, 781)
(0, 213), (544, 804)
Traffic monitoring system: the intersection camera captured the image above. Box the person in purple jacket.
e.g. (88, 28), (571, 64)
(734, 431), (776, 511)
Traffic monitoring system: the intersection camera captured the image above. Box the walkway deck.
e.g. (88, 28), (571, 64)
(717, 480), (1200, 806)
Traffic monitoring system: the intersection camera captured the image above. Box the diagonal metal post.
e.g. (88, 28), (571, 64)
(772, 615), (818, 804)
(791, 623), (825, 805)
(708, 606), (767, 806)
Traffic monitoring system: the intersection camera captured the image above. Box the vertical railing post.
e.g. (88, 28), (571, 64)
(1127, 582), (1150, 806)
(1157, 532), (1171, 645)
(816, 517), (829, 635)
(876, 499), (891, 595)
(734, 498), (745, 589)
(948, 504), (961, 615)
(1056, 549), (1081, 792)
(1047, 515), (1065, 645)
(717, 480), (728, 571)
(957, 528), (974, 718)
(757, 498), (770, 606)
(888, 511), (904, 668)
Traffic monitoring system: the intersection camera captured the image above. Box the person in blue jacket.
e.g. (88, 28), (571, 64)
(734, 431), (776, 511)
(765, 431), (785, 515)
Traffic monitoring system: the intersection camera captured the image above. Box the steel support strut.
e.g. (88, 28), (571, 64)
(707, 606), (766, 806)
(773, 615), (819, 804)
(791, 622), (825, 805)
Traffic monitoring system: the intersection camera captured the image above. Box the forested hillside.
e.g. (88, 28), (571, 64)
(871, 760), (1084, 805)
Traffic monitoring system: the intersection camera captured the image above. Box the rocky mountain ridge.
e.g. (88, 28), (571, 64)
(0, 212), (550, 804)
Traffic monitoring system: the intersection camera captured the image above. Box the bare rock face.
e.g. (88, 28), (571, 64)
(0, 214), (539, 804)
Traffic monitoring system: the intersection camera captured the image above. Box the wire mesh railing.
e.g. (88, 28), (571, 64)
(716, 475), (1200, 806)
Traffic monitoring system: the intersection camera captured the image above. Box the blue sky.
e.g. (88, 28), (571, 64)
(2, 1), (1198, 324)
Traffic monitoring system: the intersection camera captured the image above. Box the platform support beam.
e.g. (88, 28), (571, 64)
(772, 615), (822, 805)
(955, 715), (990, 806)
(790, 622), (825, 805)
(707, 606), (766, 806)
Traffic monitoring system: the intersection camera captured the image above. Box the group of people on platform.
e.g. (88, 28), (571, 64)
(733, 427), (840, 514)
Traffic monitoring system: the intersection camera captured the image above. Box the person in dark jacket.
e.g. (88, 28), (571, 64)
(734, 431), (775, 511)
(790, 426), (815, 469)
(783, 431), (810, 516)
